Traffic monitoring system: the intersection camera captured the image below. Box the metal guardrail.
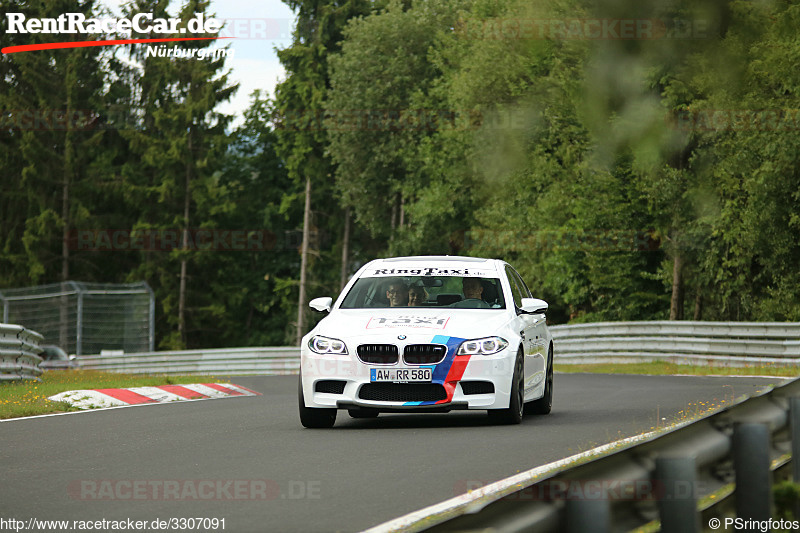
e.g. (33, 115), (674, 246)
(0, 323), (44, 381)
(551, 321), (800, 366)
(418, 376), (800, 532)
(77, 347), (300, 375)
(73, 321), (800, 375)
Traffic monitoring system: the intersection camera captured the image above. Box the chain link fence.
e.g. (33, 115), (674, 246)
(0, 281), (154, 355)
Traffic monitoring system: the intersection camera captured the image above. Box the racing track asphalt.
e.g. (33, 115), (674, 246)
(0, 373), (786, 532)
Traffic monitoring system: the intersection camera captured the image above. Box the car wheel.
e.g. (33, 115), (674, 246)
(298, 376), (337, 428)
(348, 408), (379, 419)
(487, 348), (524, 425)
(526, 344), (553, 415)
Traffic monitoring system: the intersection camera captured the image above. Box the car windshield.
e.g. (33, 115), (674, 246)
(340, 276), (505, 310)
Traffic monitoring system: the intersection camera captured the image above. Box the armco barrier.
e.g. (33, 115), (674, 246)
(73, 321), (800, 375)
(380, 376), (800, 533)
(0, 323), (44, 381)
(77, 347), (300, 375)
(551, 320), (800, 366)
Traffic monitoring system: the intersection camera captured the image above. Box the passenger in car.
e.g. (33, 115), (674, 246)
(386, 279), (409, 307)
(408, 285), (428, 306)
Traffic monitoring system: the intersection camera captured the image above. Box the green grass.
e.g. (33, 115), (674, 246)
(555, 361), (800, 378)
(0, 370), (225, 420)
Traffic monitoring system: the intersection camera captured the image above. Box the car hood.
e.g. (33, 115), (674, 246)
(313, 308), (512, 342)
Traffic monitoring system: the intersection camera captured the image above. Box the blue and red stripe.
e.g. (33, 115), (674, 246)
(404, 335), (468, 406)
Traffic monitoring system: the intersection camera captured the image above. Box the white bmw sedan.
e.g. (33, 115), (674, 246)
(299, 256), (553, 428)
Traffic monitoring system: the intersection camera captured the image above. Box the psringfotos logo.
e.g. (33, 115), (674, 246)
(1, 12), (232, 56)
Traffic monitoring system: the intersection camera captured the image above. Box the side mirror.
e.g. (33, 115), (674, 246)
(520, 298), (548, 315)
(309, 297), (333, 312)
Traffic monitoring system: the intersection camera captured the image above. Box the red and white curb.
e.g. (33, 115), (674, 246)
(48, 383), (261, 410)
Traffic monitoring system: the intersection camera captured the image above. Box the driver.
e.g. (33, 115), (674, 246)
(450, 277), (489, 308)
(462, 277), (484, 300)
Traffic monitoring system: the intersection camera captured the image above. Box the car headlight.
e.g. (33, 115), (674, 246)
(308, 335), (348, 355)
(457, 337), (508, 356)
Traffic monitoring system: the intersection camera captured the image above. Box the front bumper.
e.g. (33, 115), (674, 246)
(300, 341), (515, 411)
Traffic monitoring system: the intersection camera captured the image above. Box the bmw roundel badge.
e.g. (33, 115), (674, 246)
(398, 335), (407, 340)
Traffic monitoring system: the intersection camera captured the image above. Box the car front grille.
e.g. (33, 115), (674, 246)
(403, 344), (447, 365)
(357, 344), (399, 364)
(358, 383), (447, 402)
(314, 380), (346, 394)
(460, 381), (495, 395)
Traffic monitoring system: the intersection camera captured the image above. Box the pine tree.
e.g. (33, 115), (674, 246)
(274, 0), (378, 344)
(121, 0), (236, 348)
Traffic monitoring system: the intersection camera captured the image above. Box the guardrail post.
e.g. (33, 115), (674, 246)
(76, 287), (84, 356)
(147, 283), (155, 352)
(790, 397), (800, 520)
(655, 455), (699, 533)
(733, 422), (772, 521)
(566, 496), (609, 533)
(791, 398), (800, 483)
(0, 292), (8, 323)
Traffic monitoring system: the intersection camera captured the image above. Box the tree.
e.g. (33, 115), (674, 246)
(0, 0), (110, 286)
(328, 1), (461, 240)
(121, 0), (237, 348)
(274, 0), (378, 344)
(188, 92), (299, 347)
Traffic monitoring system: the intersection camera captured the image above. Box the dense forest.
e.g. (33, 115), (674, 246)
(2, 0), (799, 349)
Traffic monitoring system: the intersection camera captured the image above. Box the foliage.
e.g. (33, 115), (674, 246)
(774, 480), (800, 520)
(2, 0), (799, 351)
(120, 0), (237, 348)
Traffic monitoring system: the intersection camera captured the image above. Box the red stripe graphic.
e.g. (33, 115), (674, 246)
(95, 388), (157, 405)
(203, 383), (244, 396)
(2, 36), (232, 55)
(438, 354), (473, 404)
(156, 385), (208, 400)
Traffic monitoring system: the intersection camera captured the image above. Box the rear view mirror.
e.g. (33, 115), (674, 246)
(520, 298), (548, 315)
(309, 297), (333, 312)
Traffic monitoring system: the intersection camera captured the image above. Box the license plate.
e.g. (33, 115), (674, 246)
(370, 367), (433, 382)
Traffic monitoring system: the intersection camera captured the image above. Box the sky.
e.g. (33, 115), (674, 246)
(105, 0), (297, 126)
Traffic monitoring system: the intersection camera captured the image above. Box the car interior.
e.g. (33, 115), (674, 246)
(340, 276), (505, 309)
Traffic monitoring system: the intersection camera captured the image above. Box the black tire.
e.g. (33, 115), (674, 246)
(348, 408), (379, 419)
(526, 344), (553, 415)
(487, 349), (524, 425)
(298, 377), (337, 428)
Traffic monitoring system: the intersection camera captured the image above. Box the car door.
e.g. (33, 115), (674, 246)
(506, 265), (538, 391)
(506, 266), (547, 398)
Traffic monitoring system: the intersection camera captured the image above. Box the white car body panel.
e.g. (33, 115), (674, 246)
(300, 256), (553, 413)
